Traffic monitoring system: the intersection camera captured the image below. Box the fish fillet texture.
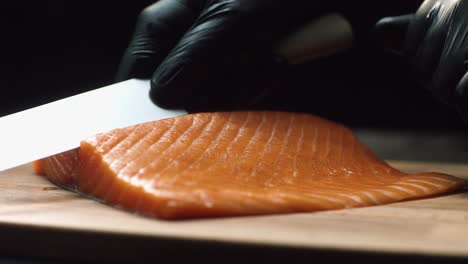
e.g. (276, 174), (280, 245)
(34, 111), (464, 219)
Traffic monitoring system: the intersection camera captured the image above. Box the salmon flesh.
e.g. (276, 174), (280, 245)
(33, 111), (464, 219)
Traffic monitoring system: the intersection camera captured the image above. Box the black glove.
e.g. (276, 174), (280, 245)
(374, 0), (468, 120)
(116, 0), (339, 111)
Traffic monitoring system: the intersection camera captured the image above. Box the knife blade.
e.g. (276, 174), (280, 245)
(0, 13), (352, 172)
(0, 79), (186, 171)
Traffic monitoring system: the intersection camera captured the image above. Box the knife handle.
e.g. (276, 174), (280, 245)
(274, 13), (353, 65)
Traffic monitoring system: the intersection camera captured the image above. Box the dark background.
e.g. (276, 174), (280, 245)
(1, 0), (466, 131)
(2, 1), (152, 114)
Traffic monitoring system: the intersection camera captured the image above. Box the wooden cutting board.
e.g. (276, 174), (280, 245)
(0, 161), (467, 262)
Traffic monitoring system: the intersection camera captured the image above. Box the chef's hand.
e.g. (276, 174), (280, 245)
(116, 0), (338, 111)
(374, 0), (468, 120)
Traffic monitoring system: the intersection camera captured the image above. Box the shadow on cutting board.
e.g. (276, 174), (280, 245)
(0, 223), (467, 264)
(355, 129), (468, 164)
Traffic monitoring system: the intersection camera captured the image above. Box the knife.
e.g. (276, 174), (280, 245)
(0, 79), (185, 171)
(0, 13), (352, 171)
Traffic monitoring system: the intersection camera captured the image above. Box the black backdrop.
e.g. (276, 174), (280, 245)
(1, 1), (466, 130)
(2, 1), (151, 114)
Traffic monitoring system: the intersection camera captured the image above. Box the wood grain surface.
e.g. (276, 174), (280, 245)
(0, 161), (467, 262)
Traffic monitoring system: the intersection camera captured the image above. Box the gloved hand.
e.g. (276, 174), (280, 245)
(116, 0), (339, 111)
(374, 0), (468, 120)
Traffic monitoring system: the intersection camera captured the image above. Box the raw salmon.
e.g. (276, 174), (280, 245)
(33, 111), (464, 219)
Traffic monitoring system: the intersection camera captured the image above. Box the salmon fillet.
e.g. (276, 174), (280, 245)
(33, 111), (464, 219)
